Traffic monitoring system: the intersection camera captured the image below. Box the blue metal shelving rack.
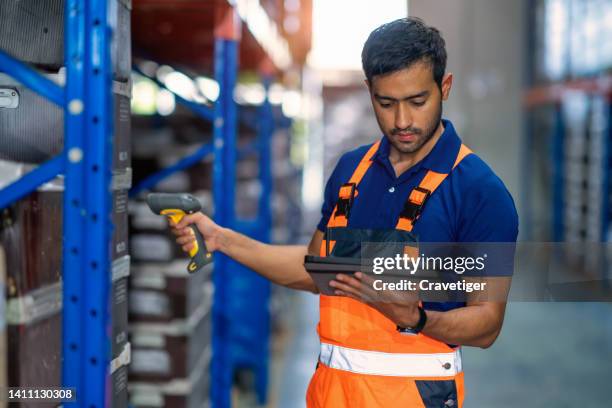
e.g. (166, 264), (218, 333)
(1, 1), (282, 406)
(130, 4), (278, 407)
(0, 0), (114, 406)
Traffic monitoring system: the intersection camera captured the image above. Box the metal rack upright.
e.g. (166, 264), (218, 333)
(0, 0), (115, 406)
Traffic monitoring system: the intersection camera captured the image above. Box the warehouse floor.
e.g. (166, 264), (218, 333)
(271, 295), (612, 407)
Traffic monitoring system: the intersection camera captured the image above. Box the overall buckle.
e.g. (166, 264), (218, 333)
(335, 183), (357, 218)
(400, 186), (431, 221)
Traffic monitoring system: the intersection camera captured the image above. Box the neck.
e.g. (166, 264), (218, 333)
(389, 121), (445, 167)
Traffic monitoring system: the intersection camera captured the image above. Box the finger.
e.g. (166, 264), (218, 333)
(182, 243), (194, 252)
(172, 228), (191, 238)
(351, 273), (388, 302)
(176, 236), (195, 245)
(354, 272), (375, 284)
(335, 274), (364, 290)
(330, 280), (368, 301)
(176, 213), (201, 230)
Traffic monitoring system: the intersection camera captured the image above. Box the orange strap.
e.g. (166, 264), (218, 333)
(322, 142), (472, 254)
(396, 144), (472, 231)
(327, 141), (381, 228)
(321, 141), (379, 256)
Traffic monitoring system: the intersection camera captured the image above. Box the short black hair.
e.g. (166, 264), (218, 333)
(361, 17), (447, 87)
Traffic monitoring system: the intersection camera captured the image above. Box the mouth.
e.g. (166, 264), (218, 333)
(395, 132), (418, 142)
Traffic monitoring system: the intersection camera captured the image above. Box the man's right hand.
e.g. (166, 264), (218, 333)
(172, 213), (321, 293)
(170, 212), (224, 254)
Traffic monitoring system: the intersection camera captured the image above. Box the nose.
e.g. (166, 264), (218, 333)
(395, 103), (413, 131)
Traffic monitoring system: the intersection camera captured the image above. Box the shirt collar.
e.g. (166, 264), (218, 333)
(372, 119), (462, 174)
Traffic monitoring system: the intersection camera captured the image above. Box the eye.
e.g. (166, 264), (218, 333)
(379, 102), (392, 108)
(412, 100), (426, 107)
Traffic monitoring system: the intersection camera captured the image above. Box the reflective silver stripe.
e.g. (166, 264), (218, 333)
(319, 342), (462, 377)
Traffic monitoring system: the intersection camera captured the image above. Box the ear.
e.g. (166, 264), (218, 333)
(440, 73), (453, 101)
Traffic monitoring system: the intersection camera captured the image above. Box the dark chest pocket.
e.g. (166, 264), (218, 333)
(415, 379), (458, 407)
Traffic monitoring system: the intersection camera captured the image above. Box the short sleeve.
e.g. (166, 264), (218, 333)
(457, 174), (518, 242)
(457, 175), (519, 276)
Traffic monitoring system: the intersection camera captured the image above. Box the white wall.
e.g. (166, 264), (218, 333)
(409, 0), (526, 215)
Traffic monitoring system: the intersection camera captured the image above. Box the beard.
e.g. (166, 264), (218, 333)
(386, 101), (443, 154)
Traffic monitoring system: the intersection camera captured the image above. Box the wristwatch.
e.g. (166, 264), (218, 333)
(396, 306), (427, 334)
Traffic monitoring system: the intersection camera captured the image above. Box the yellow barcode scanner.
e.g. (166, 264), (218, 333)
(146, 193), (213, 273)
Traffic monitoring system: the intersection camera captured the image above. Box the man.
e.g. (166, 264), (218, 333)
(172, 17), (518, 408)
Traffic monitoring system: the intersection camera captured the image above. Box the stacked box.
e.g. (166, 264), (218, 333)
(129, 261), (212, 323)
(6, 282), (62, 388)
(1, 2), (132, 406)
(128, 310), (211, 408)
(127, 262), (213, 408)
(0, 185), (64, 390)
(111, 342), (131, 408)
(0, 74), (132, 190)
(0, 0), (132, 80)
(129, 352), (210, 408)
(129, 301), (212, 382)
(1, 190), (63, 296)
(0, 247), (6, 403)
(0, 187), (131, 395)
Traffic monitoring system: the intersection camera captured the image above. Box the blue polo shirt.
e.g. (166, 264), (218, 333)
(317, 119), (519, 311)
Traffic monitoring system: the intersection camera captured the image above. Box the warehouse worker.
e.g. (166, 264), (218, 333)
(172, 17), (518, 408)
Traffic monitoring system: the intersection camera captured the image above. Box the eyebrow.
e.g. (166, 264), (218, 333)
(374, 91), (429, 102)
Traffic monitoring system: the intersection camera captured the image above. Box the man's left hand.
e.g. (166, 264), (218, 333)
(329, 272), (421, 329)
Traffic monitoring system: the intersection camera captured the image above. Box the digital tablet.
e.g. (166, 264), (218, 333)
(304, 255), (371, 296)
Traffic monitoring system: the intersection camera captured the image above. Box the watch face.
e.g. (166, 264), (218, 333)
(397, 326), (419, 335)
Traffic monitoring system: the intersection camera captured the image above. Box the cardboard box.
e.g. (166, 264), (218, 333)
(129, 294), (212, 382)
(129, 261), (212, 323)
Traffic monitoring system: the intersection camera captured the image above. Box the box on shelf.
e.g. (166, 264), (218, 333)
(130, 232), (180, 263)
(6, 282), (62, 388)
(1, 190), (63, 296)
(129, 343), (210, 408)
(129, 261), (212, 323)
(112, 365), (129, 408)
(0, 0), (132, 80)
(0, 74), (132, 186)
(129, 292), (212, 382)
(113, 273), (130, 359)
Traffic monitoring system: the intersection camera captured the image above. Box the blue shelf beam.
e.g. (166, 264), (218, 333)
(0, 49), (65, 107)
(0, 154), (64, 210)
(130, 142), (214, 196)
(133, 66), (216, 122)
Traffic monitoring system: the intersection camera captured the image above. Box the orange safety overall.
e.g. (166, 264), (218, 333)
(306, 141), (473, 408)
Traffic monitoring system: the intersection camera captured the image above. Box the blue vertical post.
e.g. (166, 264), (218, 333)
(552, 104), (565, 241)
(62, 0), (113, 406)
(62, 0), (87, 399)
(258, 75), (274, 238)
(212, 4), (240, 407)
(253, 74), (273, 403)
(82, 0), (113, 405)
(83, 0), (114, 404)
